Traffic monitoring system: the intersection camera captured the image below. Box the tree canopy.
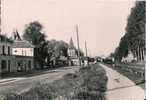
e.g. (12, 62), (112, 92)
(23, 21), (46, 46)
(23, 21), (48, 68)
(47, 40), (69, 61)
(114, 1), (145, 62)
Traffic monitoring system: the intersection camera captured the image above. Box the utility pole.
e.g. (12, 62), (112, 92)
(85, 41), (89, 66)
(0, 0), (1, 35)
(76, 25), (81, 66)
(0, 0), (1, 78)
(85, 41), (88, 57)
(0, 0), (1, 36)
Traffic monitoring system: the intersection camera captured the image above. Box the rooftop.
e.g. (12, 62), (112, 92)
(12, 40), (34, 48)
(68, 37), (75, 49)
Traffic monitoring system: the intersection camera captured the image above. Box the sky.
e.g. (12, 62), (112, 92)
(1, 0), (135, 57)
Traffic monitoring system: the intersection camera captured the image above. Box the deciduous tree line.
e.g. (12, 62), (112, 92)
(114, 1), (145, 62)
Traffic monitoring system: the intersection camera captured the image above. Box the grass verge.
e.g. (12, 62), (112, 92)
(105, 63), (144, 89)
(3, 64), (108, 100)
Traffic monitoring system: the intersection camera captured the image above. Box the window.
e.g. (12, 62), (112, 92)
(8, 46), (11, 55)
(2, 45), (5, 55)
(28, 60), (31, 70)
(17, 62), (21, 66)
(8, 60), (11, 72)
(1, 60), (7, 69)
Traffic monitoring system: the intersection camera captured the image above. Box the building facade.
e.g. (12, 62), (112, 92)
(122, 50), (137, 63)
(67, 38), (80, 66)
(0, 42), (16, 73)
(12, 40), (34, 72)
(0, 33), (34, 74)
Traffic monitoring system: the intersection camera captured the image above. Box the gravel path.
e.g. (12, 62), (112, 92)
(100, 63), (144, 100)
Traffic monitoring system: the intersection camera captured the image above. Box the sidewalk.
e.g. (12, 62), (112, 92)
(100, 63), (144, 100)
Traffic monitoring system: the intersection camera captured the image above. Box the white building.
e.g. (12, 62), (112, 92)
(122, 50), (137, 63)
(12, 40), (34, 57)
(67, 38), (80, 66)
(12, 40), (34, 71)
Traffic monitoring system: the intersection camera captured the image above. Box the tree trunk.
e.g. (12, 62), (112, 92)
(141, 48), (144, 61)
(136, 47), (139, 62)
(142, 48), (145, 61)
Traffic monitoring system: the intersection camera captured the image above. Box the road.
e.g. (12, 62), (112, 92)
(100, 63), (144, 100)
(0, 66), (79, 96)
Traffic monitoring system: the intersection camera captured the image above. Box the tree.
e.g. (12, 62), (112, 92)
(23, 21), (48, 68)
(23, 21), (45, 45)
(46, 39), (69, 66)
(126, 1), (145, 61)
(113, 35), (129, 62)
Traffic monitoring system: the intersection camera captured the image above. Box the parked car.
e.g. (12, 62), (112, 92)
(103, 58), (114, 64)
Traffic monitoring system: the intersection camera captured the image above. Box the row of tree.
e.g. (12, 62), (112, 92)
(114, 1), (145, 62)
(22, 21), (84, 69)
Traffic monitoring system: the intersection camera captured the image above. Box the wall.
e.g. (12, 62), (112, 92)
(15, 56), (34, 72)
(0, 42), (12, 55)
(0, 42), (34, 74)
(68, 48), (77, 58)
(12, 48), (34, 57)
(0, 55), (16, 73)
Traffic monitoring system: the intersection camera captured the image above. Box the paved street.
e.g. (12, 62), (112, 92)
(0, 66), (79, 95)
(100, 63), (144, 100)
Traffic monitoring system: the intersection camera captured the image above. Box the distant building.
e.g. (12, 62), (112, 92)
(122, 50), (136, 63)
(67, 37), (80, 66)
(12, 40), (34, 57)
(95, 56), (103, 62)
